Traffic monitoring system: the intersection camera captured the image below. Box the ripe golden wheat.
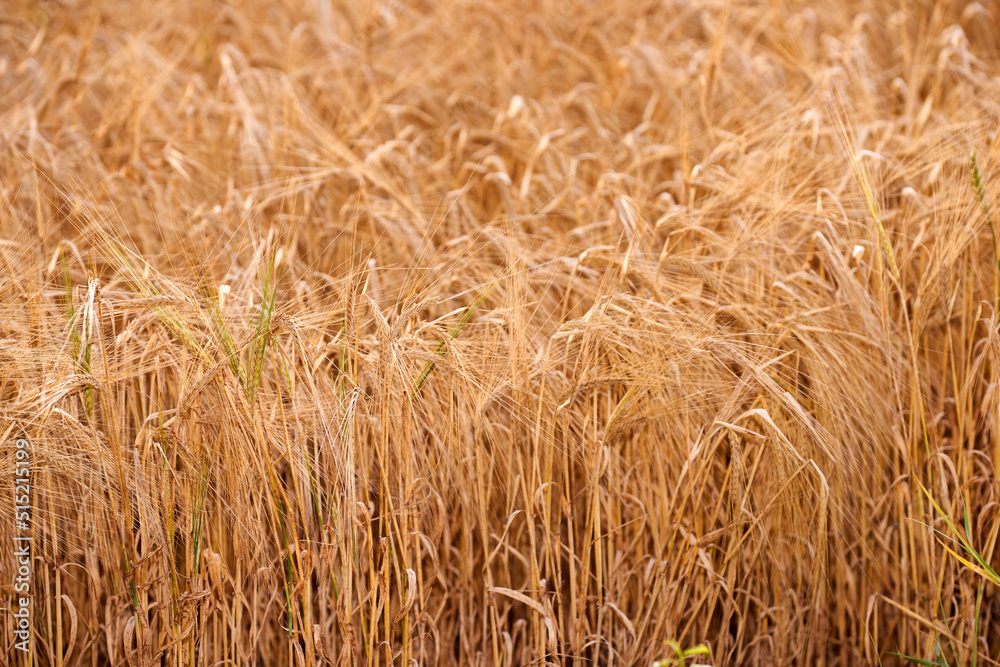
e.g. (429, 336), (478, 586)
(1, 1), (1000, 665)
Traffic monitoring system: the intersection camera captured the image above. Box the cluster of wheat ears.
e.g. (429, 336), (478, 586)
(2, 0), (1000, 665)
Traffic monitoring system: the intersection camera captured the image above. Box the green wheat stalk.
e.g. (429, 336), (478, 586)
(411, 277), (500, 397)
(970, 152), (1000, 309)
(246, 252), (278, 405)
(917, 480), (1000, 586)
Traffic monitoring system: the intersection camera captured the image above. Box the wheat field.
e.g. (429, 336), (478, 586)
(1, 0), (999, 665)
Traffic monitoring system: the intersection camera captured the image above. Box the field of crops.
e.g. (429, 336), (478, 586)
(2, 1), (1000, 665)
